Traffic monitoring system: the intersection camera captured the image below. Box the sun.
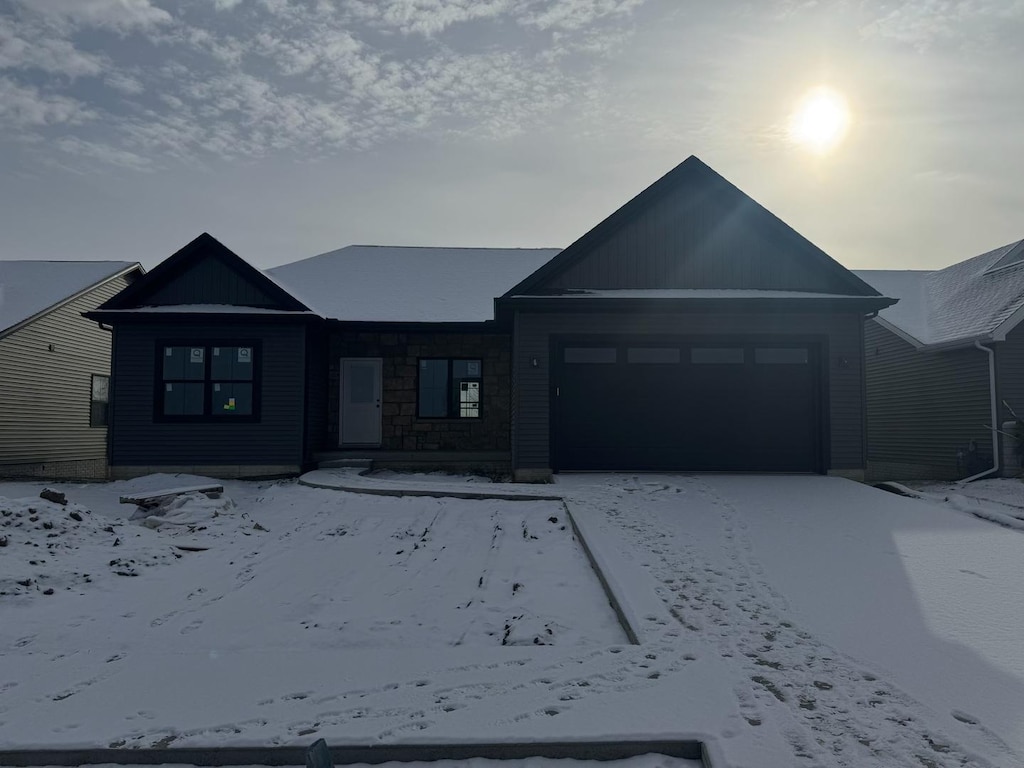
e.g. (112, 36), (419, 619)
(788, 86), (851, 155)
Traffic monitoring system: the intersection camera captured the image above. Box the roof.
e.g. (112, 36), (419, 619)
(504, 155), (883, 299)
(268, 246), (561, 323)
(524, 289), (880, 300)
(0, 260), (139, 336)
(855, 239), (1024, 347)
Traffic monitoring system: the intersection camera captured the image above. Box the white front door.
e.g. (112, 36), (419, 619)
(340, 358), (382, 445)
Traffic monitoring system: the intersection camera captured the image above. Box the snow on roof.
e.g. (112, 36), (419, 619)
(268, 245), (561, 323)
(854, 239), (1024, 346)
(0, 260), (137, 334)
(530, 289), (876, 299)
(99, 304), (318, 315)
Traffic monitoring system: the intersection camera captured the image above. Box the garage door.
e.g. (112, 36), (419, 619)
(553, 340), (821, 472)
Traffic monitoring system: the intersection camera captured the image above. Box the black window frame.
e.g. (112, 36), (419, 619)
(90, 373), (110, 428)
(154, 340), (261, 423)
(416, 357), (482, 420)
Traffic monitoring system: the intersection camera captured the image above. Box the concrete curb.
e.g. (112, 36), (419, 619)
(0, 739), (713, 766)
(563, 501), (640, 646)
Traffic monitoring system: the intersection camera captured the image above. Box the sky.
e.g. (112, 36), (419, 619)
(0, 0), (1022, 271)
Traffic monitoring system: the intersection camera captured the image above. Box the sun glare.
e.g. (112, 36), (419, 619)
(789, 86), (851, 155)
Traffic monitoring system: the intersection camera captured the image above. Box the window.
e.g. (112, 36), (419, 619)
(159, 344), (256, 420)
(90, 374), (109, 427)
(564, 347), (617, 364)
(691, 347), (745, 364)
(755, 347), (809, 364)
(418, 359), (481, 419)
(627, 347), (680, 364)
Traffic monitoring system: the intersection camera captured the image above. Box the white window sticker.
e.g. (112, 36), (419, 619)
(214, 347), (221, 356)
(214, 383), (221, 391)
(238, 347), (252, 363)
(467, 361), (480, 376)
(165, 348), (173, 357)
(166, 383), (173, 391)
(190, 347), (205, 364)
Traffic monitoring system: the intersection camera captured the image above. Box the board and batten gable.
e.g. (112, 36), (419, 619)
(864, 319), (991, 480)
(543, 175), (863, 294)
(0, 274), (133, 479)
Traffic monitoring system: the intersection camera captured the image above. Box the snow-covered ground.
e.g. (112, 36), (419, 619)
(2, 473), (1024, 768)
(903, 477), (1024, 531)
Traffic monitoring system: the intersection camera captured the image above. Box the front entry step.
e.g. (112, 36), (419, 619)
(318, 458), (374, 470)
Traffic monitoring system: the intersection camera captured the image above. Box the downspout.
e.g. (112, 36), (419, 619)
(962, 340), (999, 482)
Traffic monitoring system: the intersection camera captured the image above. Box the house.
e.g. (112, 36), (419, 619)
(0, 260), (143, 480)
(86, 156), (892, 481)
(856, 239), (1024, 481)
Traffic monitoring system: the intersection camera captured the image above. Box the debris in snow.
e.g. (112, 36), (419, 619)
(39, 488), (67, 505)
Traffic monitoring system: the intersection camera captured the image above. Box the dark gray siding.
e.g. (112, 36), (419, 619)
(144, 257), (282, 307)
(996, 324), (1024, 427)
(864, 320), (991, 480)
(110, 322), (306, 466)
(0, 275), (131, 469)
(545, 179), (858, 294)
(512, 311), (866, 472)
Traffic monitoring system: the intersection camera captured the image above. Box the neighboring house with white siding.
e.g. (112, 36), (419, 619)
(856, 238), (1024, 481)
(0, 261), (143, 480)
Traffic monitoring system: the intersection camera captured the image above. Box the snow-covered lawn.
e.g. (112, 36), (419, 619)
(2, 473), (1024, 768)
(901, 477), (1024, 530)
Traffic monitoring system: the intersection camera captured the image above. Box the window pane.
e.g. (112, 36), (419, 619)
(691, 347), (744, 364)
(453, 359), (482, 379)
(212, 382), (253, 416)
(91, 374), (110, 402)
(90, 402), (108, 428)
(418, 359), (449, 417)
(564, 347), (617, 364)
(349, 365), (375, 403)
(164, 382), (204, 415)
(755, 348), (809, 364)
(627, 347), (680, 364)
(163, 346), (205, 380)
(459, 380), (480, 418)
(211, 346), (254, 380)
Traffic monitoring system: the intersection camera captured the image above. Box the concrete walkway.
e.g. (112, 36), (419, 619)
(298, 468), (564, 502)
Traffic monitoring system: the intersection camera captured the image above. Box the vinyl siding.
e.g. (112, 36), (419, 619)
(545, 178), (860, 294)
(996, 324), (1024, 427)
(0, 275), (131, 468)
(109, 322), (307, 466)
(864, 320), (991, 480)
(512, 311), (865, 472)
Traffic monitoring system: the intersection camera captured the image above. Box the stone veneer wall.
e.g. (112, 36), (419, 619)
(328, 331), (511, 452)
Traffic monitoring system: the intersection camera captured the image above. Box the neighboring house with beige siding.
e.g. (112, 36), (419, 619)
(856, 238), (1024, 481)
(0, 261), (143, 480)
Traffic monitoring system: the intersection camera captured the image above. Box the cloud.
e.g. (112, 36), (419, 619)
(859, 0), (1024, 49)
(0, 14), (106, 77)
(0, 0), (648, 170)
(11, 0), (172, 34)
(104, 71), (145, 94)
(0, 77), (93, 128)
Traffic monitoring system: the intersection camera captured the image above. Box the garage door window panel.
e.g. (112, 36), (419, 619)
(564, 347), (617, 364)
(627, 347), (681, 364)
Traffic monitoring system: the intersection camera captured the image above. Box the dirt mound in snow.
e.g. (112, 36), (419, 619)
(0, 493), (180, 598)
